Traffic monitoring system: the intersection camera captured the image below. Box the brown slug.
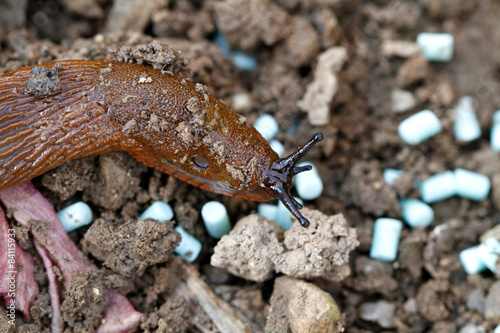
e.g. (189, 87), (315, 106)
(0, 60), (322, 227)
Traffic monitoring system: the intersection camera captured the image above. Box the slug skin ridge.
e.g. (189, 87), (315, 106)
(0, 60), (321, 226)
(0, 61), (119, 189)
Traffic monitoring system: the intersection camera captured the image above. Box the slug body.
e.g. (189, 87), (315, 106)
(0, 60), (321, 226)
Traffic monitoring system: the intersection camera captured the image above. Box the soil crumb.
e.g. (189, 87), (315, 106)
(140, 296), (192, 333)
(211, 214), (282, 282)
(111, 40), (190, 76)
(41, 157), (96, 200)
(213, 285), (267, 327)
(61, 268), (107, 332)
(83, 153), (147, 211)
(341, 160), (401, 217)
(82, 217), (180, 278)
(212, 209), (358, 281)
(277, 208), (359, 281)
(27, 64), (62, 97)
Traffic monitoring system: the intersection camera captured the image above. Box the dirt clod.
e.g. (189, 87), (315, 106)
(82, 218), (180, 278)
(341, 160), (401, 217)
(416, 279), (451, 322)
(211, 0), (290, 52)
(41, 157), (96, 200)
(212, 209), (358, 282)
(83, 153), (146, 210)
(396, 56), (432, 89)
(61, 268), (107, 332)
(211, 214), (282, 282)
(277, 208), (358, 281)
(140, 296), (192, 333)
(27, 65), (62, 97)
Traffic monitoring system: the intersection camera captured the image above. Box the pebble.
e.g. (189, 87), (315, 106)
(174, 226), (202, 263)
(391, 89), (417, 113)
(383, 168), (405, 185)
(93, 33), (104, 44)
(485, 281), (500, 323)
(254, 114), (279, 141)
(294, 162), (323, 201)
(360, 300), (395, 328)
(139, 200), (174, 222)
(480, 224), (500, 243)
(454, 96), (481, 142)
(455, 168), (491, 201)
(459, 245), (486, 275)
(420, 171), (456, 203)
(399, 198), (434, 228)
(57, 201), (93, 232)
(370, 218), (403, 262)
(459, 324), (488, 333)
(201, 201), (231, 239)
(267, 276), (342, 332)
(466, 290), (485, 312)
(416, 32), (454, 62)
(231, 92), (253, 112)
(297, 47), (347, 126)
(403, 298), (418, 314)
(398, 110), (442, 145)
(382, 40), (422, 58)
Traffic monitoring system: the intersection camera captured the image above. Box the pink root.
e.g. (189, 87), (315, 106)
(0, 182), (92, 280)
(0, 182), (143, 331)
(35, 242), (63, 333)
(0, 206), (39, 322)
(98, 290), (144, 333)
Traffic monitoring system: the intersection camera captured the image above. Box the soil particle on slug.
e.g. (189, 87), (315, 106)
(27, 65), (63, 97)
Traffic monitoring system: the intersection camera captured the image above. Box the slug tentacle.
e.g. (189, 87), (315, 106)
(263, 133), (323, 227)
(292, 165), (312, 176)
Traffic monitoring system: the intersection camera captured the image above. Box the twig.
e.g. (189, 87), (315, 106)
(177, 260), (263, 333)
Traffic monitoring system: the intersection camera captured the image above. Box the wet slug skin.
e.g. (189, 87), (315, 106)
(0, 60), (322, 227)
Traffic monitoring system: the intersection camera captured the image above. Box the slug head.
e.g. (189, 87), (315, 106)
(102, 62), (323, 228)
(262, 133), (323, 228)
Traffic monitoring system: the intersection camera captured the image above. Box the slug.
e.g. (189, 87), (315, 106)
(0, 60), (322, 227)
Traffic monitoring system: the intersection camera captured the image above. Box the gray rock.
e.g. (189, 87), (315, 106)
(485, 281), (500, 323)
(360, 300), (395, 328)
(467, 289), (485, 312)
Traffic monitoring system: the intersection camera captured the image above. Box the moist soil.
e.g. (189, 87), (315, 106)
(1, 0), (500, 332)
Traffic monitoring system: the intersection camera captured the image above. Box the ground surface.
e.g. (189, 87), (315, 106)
(1, 0), (500, 332)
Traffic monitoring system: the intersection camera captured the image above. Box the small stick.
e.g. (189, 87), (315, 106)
(176, 260), (263, 333)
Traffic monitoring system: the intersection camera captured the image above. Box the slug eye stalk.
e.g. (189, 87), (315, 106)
(263, 133), (323, 227)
